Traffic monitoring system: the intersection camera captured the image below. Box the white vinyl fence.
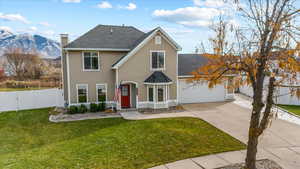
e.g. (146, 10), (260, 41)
(239, 85), (300, 105)
(0, 88), (64, 112)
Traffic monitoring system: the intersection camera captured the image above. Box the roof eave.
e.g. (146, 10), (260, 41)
(64, 48), (131, 51)
(144, 82), (173, 85)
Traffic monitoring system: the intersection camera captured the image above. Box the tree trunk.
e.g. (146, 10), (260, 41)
(245, 128), (259, 169)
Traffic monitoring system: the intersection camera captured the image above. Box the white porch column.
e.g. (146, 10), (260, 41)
(153, 85), (156, 109)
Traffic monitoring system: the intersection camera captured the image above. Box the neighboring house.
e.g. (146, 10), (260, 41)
(178, 54), (235, 104)
(61, 25), (181, 110)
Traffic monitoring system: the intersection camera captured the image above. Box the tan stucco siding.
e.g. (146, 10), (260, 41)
(67, 51), (125, 104)
(118, 31), (178, 102)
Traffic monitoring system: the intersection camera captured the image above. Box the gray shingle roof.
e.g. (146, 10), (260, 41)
(65, 25), (145, 49)
(178, 54), (208, 76)
(144, 71), (172, 83)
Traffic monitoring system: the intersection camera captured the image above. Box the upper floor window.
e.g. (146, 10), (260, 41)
(83, 52), (99, 71)
(155, 36), (161, 45)
(151, 51), (165, 70)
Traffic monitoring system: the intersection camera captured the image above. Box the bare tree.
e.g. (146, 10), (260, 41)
(4, 48), (43, 80)
(191, 0), (300, 168)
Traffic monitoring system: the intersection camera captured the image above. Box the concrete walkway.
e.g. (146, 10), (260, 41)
(149, 150), (280, 169)
(120, 97), (300, 169)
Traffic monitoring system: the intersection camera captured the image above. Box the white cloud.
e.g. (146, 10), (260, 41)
(153, 7), (222, 27)
(0, 26), (13, 32)
(192, 0), (202, 6)
(0, 13), (30, 24)
(178, 20), (211, 27)
(153, 7), (221, 20)
(193, 0), (225, 7)
(164, 27), (194, 35)
(29, 26), (37, 32)
(39, 22), (51, 27)
(125, 3), (137, 10)
(62, 0), (81, 3)
(97, 1), (112, 9)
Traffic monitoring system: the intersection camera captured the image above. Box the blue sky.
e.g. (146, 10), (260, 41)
(1, 0), (299, 53)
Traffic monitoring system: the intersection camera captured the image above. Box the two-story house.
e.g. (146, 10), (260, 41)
(61, 25), (181, 110)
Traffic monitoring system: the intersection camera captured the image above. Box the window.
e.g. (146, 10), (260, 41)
(96, 84), (107, 102)
(121, 86), (129, 96)
(77, 84), (88, 103)
(83, 52), (99, 70)
(157, 86), (164, 102)
(155, 36), (161, 45)
(151, 51), (165, 70)
(148, 87), (153, 102)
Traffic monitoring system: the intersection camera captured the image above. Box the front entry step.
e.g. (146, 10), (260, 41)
(120, 108), (137, 112)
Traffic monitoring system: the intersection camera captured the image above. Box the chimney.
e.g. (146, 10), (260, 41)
(60, 34), (69, 48)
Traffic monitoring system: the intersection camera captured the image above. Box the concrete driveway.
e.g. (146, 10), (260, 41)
(182, 100), (300, 169)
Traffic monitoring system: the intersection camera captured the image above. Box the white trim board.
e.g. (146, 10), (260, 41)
(67, 51), (71, 105)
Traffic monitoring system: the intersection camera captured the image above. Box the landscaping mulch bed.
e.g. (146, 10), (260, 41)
(216, 159), (283, 169)
(49, 112), (121, 122)
(139, 105), (185, 114)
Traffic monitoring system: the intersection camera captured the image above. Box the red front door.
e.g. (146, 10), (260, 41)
(121, 84), (130, 108)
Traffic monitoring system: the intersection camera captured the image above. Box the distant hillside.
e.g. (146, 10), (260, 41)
(0, 29), (61, 59)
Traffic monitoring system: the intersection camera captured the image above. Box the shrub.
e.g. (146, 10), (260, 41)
(68, 106), (78, 114)
(90, 103), (98, 112)
(78, 104), (88, 114)
(97, 103), (104, 111)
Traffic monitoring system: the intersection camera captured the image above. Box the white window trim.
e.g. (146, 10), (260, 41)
(150, 50), (166, 71)
(96, 83), (108, 103)
(76, 84), (88, 103)
(147, 84), (170, 103)
(82, 51), (100, 72)
(155, 35), (162, 45)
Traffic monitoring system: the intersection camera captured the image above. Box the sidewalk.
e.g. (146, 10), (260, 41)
(149, 150), (282, 169)
(120, 111), (196, 120)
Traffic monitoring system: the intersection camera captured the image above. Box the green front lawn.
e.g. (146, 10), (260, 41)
(278, 104), (300, 116)
(0, 108), (245, 169)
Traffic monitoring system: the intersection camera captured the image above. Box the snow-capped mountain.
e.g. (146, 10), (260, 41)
(0, 29), (61, 59)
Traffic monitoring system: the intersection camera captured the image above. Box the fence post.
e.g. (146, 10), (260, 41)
(16, 92), (19, 112)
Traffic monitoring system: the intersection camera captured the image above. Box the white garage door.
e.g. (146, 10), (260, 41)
(178, 79), (226, 104)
